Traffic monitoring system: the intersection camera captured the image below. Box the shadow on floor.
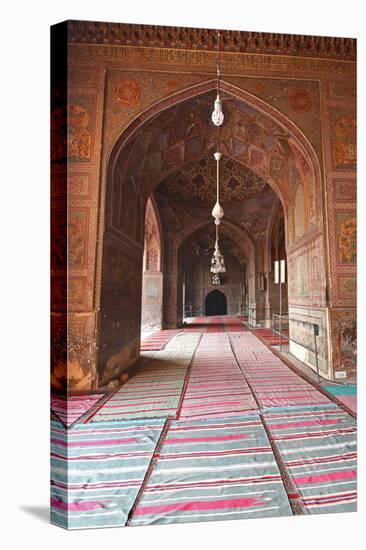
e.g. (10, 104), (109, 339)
(20, 505), (49, 523)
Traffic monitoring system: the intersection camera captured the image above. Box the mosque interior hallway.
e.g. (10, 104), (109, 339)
(51, 316), (357, 529)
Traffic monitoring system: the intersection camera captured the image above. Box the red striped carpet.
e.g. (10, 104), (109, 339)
(51, 418), (165, 529)
(253, 328), (290, 346)
(200, 315), (224, 333)
(91, 332), (201, 422)
(178, 332), (258, 420)
(51, 393), (106, 427)
(130, 415), (292, 526)
(51, 315), (357, 528)
(141, 329), (181, 351)
(222, 316), (249, 332)
(230, 332), (331, 409)
(263, 405), (357, 514)
(183, 316), (248, 333)
(182, 317), (207, 331)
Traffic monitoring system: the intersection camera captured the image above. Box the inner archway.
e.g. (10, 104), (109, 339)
(205, 290), (227, 316)
(178, 221), (251, 320)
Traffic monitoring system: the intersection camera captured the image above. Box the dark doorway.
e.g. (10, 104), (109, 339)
(205, 290), (227, 316)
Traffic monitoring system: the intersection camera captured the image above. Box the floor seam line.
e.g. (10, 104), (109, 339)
(81, 384), (122, 424)
(125, 417), (173, 526)
(175, 327), (206, 420)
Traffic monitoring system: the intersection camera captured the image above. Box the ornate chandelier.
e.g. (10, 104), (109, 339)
(210, 32), (226, 285)
(210, 225), (226, 285)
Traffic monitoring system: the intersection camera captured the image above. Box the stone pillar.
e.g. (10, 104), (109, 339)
(163, 238), (180, 328)
(98, 234), (143, 387)
(141, 271), (163, 330)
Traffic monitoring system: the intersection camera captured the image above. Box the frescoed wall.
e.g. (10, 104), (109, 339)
(51, 22), (356, 388)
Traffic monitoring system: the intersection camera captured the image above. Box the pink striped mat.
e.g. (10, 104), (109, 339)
(141, 329), (181, 351)
(178, 332), (258, 420)
(51, 393), (105, 427)
(230, 332), (331, 409)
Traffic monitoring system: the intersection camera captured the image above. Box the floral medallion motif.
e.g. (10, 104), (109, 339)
(115, 79), (141, 106)
(288, 87), (313, 113)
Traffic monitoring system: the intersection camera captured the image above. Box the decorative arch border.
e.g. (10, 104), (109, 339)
(107, 79), (321, 184)
(96, 78), (324, 314)
(176, 218), (255, 258)
(106, 80), (322, 216)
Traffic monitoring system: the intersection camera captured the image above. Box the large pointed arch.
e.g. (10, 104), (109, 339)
(96, 78), (326, 385)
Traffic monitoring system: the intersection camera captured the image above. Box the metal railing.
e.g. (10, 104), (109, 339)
(248, 306), (285, 327)
(184, 305), (193, 317)
(272, 314), (289, 351)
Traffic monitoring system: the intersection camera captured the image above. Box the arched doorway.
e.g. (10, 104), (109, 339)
(96, 80), (326, 386)
(205, 290), (227, 316)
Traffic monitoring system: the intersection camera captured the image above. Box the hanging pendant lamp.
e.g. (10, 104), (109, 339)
(211, 32), (224, 128)
(210, 32), (226, 284)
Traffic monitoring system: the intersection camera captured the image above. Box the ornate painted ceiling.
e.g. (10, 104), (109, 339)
(154, 153), (278, 242)
(118, 91), (288, 249)
(108, 87), (294, 262)
(163, 154), (267, 204)
(116, 90), (306, 203)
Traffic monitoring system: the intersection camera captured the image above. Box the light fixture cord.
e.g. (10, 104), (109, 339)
(216, 31), (220, 205)
(216, 150), (220, 203)
(216, 32), (220, 95)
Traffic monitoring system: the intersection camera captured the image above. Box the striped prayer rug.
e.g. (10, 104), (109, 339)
(182, 316), (246, 333)
(51, 393), (106, 427)
(91, 332), (201, 422)
(253, 328), (290, 347)
(230, 332), (331, 409)
(178, 332), (258, 420)
(323, 385), (357, 414)
(141, 329), (181, 351)
(50, 418), (165, 529)
(263, 405), (357, 514)
(183, 317), (207, 330)
(222, 316), (249, 332)
(201, 315), (225, 333)
(129, 415), (293, 526)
